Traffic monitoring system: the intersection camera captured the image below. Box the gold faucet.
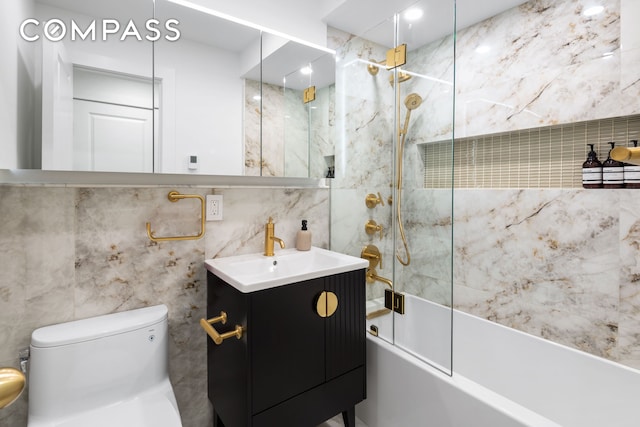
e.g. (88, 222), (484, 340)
(264, 217), (285, 256)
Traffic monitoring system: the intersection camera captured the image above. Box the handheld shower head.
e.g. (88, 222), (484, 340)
(404, 93), (422, 110)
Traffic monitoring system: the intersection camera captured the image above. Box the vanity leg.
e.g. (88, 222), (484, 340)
(213, 411), (225, 427)
(342, 406), (355, 427)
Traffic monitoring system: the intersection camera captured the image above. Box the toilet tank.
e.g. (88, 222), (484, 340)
(28, 305), (173, 421)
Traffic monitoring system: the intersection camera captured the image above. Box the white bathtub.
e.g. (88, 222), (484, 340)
(358, 295), (640, 427)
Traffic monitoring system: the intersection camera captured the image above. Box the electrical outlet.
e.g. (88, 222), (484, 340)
(206, 195), (223, 221)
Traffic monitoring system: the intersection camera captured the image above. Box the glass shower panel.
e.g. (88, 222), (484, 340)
(330, 15), (396, 344)
(391, 0), (455, 375)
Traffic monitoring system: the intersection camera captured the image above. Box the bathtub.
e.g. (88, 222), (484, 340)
(358, 295), (640, 427)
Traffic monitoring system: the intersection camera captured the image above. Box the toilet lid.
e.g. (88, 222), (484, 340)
(34, 394), (182, 427)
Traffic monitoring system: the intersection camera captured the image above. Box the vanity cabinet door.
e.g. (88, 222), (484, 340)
(325, 269), (366, 381)
(250, 278), (326, 415)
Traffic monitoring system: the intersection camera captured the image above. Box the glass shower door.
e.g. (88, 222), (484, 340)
(390, 0), (456, 375)
(330, 0), (455, 376)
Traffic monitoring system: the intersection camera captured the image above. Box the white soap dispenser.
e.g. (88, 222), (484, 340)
(296, 220), (312, 251)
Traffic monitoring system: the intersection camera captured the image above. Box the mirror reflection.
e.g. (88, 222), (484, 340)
(154, 0), (261, 175)
(33, 0), (154, 172)
(249, 33), (336, 177)
(7, 0), (335, 178)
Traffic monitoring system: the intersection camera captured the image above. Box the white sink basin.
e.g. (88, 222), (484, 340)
(204, 247), (368, 293)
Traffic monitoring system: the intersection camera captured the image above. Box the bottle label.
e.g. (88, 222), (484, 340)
(582, 168), (602, 184)
(602, 167), (624, 183)
(624, 172), (640, 178)
(624, 166), (640, 183)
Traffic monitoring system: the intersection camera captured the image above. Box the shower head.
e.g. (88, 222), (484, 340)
(404, 93), (423, 110)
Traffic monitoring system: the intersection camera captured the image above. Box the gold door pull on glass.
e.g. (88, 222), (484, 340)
(146, 191), (206, 242)
(200, 311), (244, 345)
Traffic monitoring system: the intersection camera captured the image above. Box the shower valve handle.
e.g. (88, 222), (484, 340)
(365, 192), (385, 209)
(365, 220), (384, 240)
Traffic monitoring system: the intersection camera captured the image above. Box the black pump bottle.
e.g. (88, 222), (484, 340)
(582, 144), (602, 188)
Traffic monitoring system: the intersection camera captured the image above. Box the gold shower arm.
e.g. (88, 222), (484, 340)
(146, 191), (206, 242)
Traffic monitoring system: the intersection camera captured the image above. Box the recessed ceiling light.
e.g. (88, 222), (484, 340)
(404, 8), (424, 22)
(300, 66), (313, 75)
(583, 5), (604, 16)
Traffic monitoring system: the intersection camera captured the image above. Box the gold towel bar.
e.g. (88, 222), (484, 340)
(200, 312), (244, 345)
(146, 191), (206, 242)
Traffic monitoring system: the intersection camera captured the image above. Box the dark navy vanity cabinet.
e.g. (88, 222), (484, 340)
(206, 268), (366, 427)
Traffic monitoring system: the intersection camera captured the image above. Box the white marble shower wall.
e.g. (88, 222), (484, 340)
(430, 0), (639, 368)
(454, 0), (639, 139)
(460, 188), (640, 369)
(0, 185), (329, 427)
(330, 0), (640, 370)
(400, 0), (640, 367)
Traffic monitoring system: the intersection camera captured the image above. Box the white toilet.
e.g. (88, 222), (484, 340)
(27, 304), (182, 427)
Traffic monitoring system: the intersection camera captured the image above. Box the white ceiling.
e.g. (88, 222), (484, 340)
(323, 0), (529, 50)
(35, 0), (529, 89)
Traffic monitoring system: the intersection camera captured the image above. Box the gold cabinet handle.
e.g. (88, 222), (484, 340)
(200, 311), (244, 345)
(316, 291), (339, 318)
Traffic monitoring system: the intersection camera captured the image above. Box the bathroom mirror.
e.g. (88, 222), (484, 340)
(4, 0), (335, 180)
(22, 0), (155, 172)
(280, 51), (336, 179)
(248, 33), (336, 177)
(154, 0), (261, 176)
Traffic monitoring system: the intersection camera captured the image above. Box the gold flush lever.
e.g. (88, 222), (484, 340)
(365, 220), (383, 240)
(0, 368), (25, 409)
(200, 312), (244, 345)
(365, 192), (385, 209)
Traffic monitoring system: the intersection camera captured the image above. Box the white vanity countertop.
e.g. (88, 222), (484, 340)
(204, 246), (368, 293)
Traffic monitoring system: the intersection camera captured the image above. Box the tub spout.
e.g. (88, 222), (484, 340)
(366, 268), (393, 288)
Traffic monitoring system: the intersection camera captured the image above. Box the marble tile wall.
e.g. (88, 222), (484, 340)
(329, 0), (640, 372)
(0, 185), (329, 427)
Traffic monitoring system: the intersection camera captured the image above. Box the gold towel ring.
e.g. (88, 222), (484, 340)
(146, 191), (206, 242)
